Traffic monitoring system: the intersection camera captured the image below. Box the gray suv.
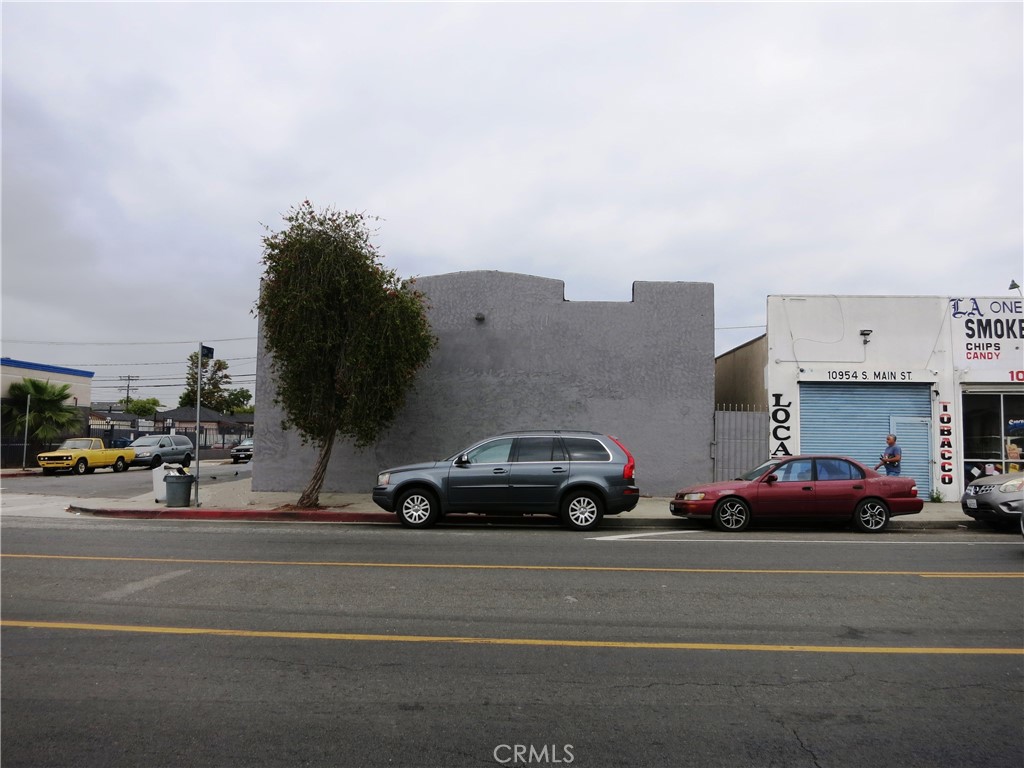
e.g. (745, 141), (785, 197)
(129, 434), (194, 468)
(372, 430), (640, 530)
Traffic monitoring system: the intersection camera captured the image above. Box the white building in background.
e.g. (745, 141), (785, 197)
(1, 357), (94, 406)
(719, 295), (1023, 499)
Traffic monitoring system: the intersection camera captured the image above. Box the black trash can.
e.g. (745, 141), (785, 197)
(164, 474), (195, 508)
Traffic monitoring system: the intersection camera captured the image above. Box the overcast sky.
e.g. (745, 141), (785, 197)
(2, 2), (1021, 408)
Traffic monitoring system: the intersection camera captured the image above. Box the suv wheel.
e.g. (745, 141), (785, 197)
(561, 490), (604, 531)
(396, 489), (440, 529)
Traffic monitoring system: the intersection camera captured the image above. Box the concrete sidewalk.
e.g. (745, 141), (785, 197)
(2, 463), (973, 529)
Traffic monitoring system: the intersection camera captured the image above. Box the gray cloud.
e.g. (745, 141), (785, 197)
(2, 2), (1020, 404)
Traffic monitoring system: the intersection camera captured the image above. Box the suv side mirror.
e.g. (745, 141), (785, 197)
(454, 454), (471, 467)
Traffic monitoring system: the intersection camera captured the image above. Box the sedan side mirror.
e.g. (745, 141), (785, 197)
(765, 474), (778, 484)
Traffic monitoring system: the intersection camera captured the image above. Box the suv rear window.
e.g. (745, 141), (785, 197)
(563, 438), (610, 462)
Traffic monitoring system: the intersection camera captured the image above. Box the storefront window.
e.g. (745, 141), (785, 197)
(962, 392), (1024, 483)
(1005, 394), (1023, 473)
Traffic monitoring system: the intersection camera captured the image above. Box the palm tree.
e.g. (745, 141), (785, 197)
(1, 378), (83, 442)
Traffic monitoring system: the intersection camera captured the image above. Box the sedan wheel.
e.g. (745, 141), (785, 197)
(396, 489), (439, 529)
(713, 498), (751, 532)
(854, 499), (890, 533)
(561, 491), (604, 531)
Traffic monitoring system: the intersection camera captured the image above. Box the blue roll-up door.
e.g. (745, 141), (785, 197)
(799, 383), (932, 496)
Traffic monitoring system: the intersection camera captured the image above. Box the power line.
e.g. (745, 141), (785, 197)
(62, 357), (258, 367)
(93, 373), (257, 382)
(2, 336), (257, 346)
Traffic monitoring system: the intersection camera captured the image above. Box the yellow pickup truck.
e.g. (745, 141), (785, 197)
(37, 438), (135, 475)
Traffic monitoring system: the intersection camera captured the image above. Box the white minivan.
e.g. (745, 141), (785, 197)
(128, 434), (194, 468)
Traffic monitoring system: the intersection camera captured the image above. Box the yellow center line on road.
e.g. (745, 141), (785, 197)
(1, 553), (1020, 578)
(1, 619), (1021, 655)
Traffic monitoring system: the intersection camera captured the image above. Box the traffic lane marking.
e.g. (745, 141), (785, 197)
(2, 620), (1021, 655)
(592, 534), (1022, 546)
(1, 553), (1020, 579)
(98, 569), (191, 601)
(593, 531), (701, 541)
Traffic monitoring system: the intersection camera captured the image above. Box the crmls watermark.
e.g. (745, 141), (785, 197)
(493, 743), (575, 765)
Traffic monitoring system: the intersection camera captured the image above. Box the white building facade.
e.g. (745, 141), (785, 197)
(1, 357), (94, 407)
(764, 295), (1023, 498)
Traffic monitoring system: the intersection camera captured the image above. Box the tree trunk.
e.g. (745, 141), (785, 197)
(297, 431), (336, 508)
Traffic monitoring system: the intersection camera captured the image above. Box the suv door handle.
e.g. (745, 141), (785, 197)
(492, 468), (507, 475)
(551, 467), (567, 474)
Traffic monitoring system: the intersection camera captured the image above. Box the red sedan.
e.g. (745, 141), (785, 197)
(669, 455), (923, 533)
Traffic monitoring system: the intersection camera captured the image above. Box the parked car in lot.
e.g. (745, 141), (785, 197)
(960, 471), (1024, 529)
(670, 455), (923, 533)
(128, 434), (194, 468)
(372, 430), (640, 530)
(230, 438), (254, 464)
(36, 438), (135, 475)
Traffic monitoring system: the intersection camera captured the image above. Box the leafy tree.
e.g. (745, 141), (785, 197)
(256, 201), (437, 507)
(1, 378), (82, 442)
(222, 388), (253, 414)
(119, 397), (162, 419)
(178, 353), (251, 413)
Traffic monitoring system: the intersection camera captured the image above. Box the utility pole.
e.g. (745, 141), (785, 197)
(119, 375), (135, 408)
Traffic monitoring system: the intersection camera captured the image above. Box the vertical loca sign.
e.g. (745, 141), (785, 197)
(770, 394), (793, 457)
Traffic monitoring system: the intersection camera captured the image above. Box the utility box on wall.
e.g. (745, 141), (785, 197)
(254, 271), (715, 497)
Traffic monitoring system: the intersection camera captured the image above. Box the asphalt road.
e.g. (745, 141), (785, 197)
(2, 508), (1022, 768)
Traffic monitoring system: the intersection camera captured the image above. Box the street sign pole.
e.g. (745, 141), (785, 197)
(195, 344), (202, 506)
(195, 343), (214, 507)
(21, 393), (31, 470)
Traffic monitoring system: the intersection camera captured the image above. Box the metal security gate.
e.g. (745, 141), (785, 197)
(713, 407), (769, 481)
(799, 383), (933, 497)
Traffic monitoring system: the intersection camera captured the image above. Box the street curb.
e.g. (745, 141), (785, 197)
(66, 505), (398, 524)
(64, 505), (973, 530)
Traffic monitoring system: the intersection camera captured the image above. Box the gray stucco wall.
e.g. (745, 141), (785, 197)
(254, 270), (714, 497)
